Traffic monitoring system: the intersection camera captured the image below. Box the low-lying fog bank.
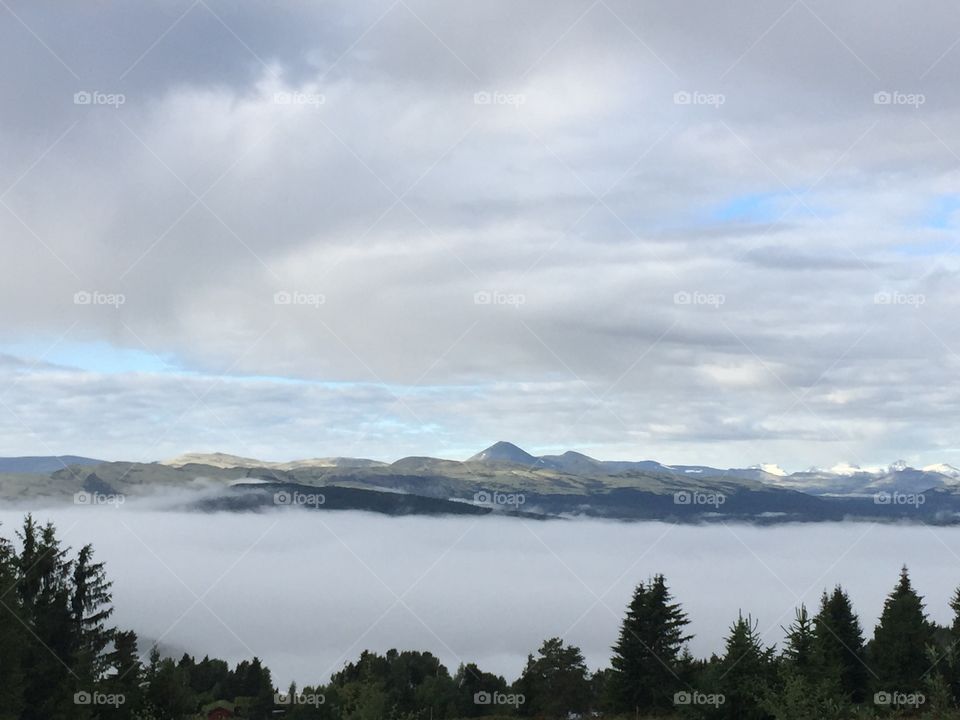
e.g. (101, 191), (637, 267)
(1, 504), (957, 687)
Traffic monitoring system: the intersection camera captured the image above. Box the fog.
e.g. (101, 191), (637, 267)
(3, 505), (959, 687)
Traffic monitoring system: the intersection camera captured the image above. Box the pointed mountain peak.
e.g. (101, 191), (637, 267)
(468, 441), (539, 466)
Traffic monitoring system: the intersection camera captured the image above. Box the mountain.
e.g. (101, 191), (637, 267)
(5, 444), (960, 524)
(0, 455), (103, 474)
(163, 452), (386, 470)
(468, 441), (541, 466)
(924, 463), (960, 478)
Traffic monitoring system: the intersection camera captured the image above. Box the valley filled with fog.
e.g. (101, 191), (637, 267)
(2, 505), (958, 689)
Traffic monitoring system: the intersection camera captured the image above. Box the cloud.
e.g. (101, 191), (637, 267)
(2, 506), (959, 689)
(3, 0), (960, 468)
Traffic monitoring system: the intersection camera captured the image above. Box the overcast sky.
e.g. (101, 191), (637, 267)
(2, 0), (960, 470)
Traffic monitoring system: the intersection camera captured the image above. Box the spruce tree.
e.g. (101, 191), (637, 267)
(782, 605), (814, 671)
(717, 613), (774, 720)
(0, 532), (25, 720)
(811, 585), (868, 702)
(104, 630), (143, 719)
(947, 585), (960, 704)
(768, 605), (849, 720)
(608, 573), (691, 714)
(870, 566), (934, 694)
(17, 518), (76, 720)
(71, 544), (115, 683)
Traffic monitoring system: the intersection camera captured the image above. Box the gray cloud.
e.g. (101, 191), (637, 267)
(2, 0), (960, 468)
(2, 506), (958, 689)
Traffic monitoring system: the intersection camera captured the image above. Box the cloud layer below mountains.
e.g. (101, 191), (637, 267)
(3, 1), (960, 468)
(2, 506), (959, 688)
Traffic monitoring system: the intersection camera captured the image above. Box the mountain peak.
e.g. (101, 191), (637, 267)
(923, 463), (960, 478)
(468, 441), (539, 466)
(749, 463), (787, 477)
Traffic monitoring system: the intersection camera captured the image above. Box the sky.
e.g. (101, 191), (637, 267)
(2, 0), (960, 470)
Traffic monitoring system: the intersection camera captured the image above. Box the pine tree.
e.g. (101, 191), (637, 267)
(104, 630), (143, 719)
(946, 585), (960, 704)
(71, 544), (115, 683)
(17, 518), (77, 720)
(717, 613), (774, 720)
(811, 585), (868, 702)
(608, 573), (691, 714)
(782, 605), (814, 671)
(0, 532), (25, 720)
(870, 565), (934, 694)
(767, 605), (849, 720)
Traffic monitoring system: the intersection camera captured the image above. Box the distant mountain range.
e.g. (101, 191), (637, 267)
(2, 443), (960, 524)
(0, 455), (104, 474)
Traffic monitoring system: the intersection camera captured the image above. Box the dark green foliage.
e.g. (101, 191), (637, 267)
(764, 606), (851, 720)
(0, 533), (25, 720)
(716, 613), (775, 720)
(515, 637), (592, 718)
(869, 566), (935, 695)
(608, 574), (692, 715)
(453, 662), (510, 717)
(811, 585), (869, 703)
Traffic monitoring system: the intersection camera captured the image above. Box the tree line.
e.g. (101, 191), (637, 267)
(2, 515), (960, 719)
